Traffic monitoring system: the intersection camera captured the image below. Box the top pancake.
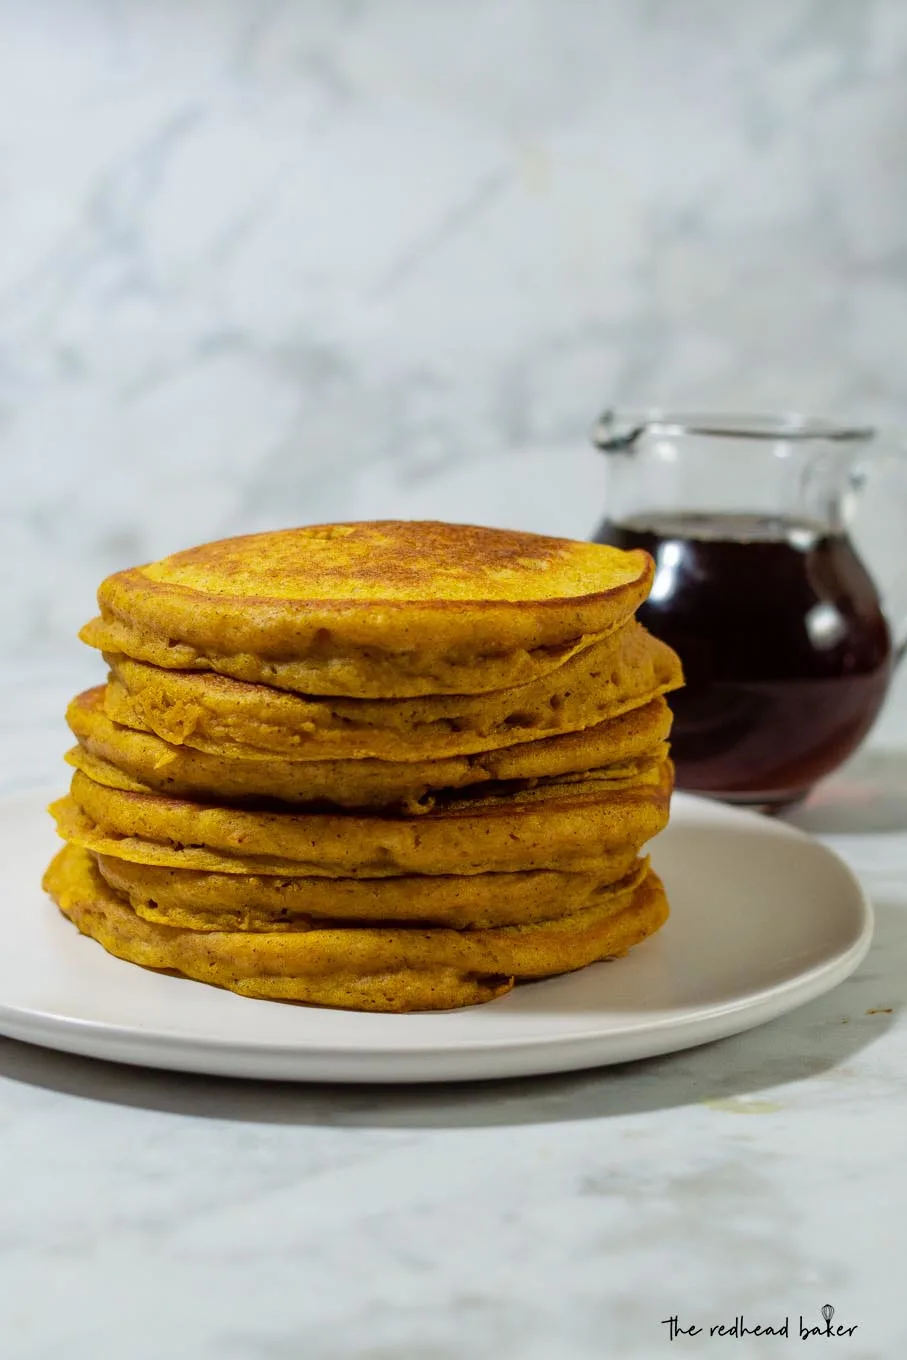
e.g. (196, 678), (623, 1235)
(81, 521), (654, 698)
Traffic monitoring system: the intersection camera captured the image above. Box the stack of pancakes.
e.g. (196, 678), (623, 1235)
(44, 521), (683, 1011)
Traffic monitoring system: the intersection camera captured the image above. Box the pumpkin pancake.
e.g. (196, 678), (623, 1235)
(66, 687), (672, 811)
(80, 521), (654, 698)
(101, 622), (682, 762)
(52, 762), (673, 878)
(44, 845), (669, 1012)
(95, 853), (647, 930)
(69, 741), (668, 809)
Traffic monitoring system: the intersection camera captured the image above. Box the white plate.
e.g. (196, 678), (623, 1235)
(0, 791), (872, 1083)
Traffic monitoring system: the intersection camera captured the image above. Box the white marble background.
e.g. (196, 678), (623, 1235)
(3, 0), (907, 660)
(3, 12), (907, 1354)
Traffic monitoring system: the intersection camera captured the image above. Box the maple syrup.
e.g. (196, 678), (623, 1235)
(595, 512), (893, 805)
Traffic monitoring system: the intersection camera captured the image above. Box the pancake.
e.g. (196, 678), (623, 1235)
(95, 853), (647, 930)
(69, 741), (667, 809)
(101, 622), (682, 762)
(66, 686), (672, 811)
(52, 762), (673, 878)
(44, 845), (669, 1011)
(80, 521), (654, 698)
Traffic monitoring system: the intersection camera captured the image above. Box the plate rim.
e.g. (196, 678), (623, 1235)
(0, 788), (874, 1082)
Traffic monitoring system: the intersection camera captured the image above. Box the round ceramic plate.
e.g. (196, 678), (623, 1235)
(0, 790), (872, 1083)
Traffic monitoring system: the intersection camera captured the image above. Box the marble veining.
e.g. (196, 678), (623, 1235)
(0, 662), (905, 1356)
(3, 1), (907, 659)
(2, 4), (907, 1350)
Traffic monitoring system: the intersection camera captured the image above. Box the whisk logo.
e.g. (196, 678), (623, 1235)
(799, 1304), (858, 1339)
(660, 1302), (858, 1342)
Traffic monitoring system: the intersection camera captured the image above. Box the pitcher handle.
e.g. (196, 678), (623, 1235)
(852, 451), (907, 662)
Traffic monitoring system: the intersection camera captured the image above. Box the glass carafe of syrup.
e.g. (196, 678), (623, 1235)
(591, 411), (907, 808)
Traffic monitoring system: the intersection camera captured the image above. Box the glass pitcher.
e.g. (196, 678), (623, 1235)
(591, 411), (907, 809)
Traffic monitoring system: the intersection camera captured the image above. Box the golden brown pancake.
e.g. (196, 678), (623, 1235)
(101, 622), (682, 762)
(80, 521), (654, 698)
(95, 853), (648, 930)
(66, 686), (672, 811)
(70, 741), (667, 809)
(45, 845), (669, 1012)
(46, 520), (681, 1013)
(52, 762), (673, 878)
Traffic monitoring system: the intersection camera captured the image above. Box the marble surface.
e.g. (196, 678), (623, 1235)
(0, 659), (905, 1357)
(4, 3), (907, 1349)
(4, 0), (907, 660)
